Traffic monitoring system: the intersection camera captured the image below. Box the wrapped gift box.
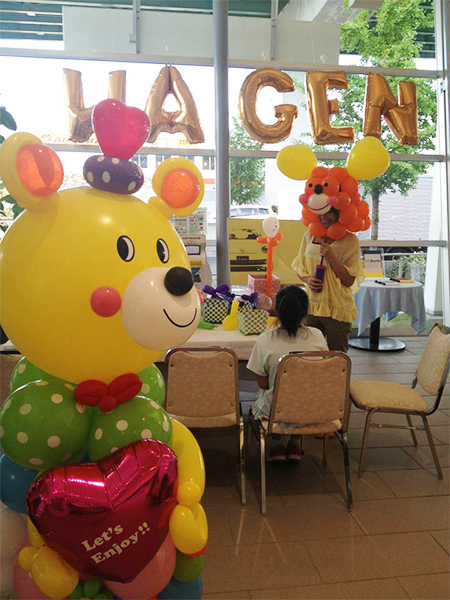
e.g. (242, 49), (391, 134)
(238, 308), (269, 336)
(201, 298), (230, 324)
(247, 274), (281, 297)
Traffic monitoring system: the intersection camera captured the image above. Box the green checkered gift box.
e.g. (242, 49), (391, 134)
(238, 308), (269, 335)
(202, 298), (230, 324)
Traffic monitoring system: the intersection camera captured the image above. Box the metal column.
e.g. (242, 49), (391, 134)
(435, 0), (450, 325)
(270, 0), (279, 60)
(213, 0), (230, 285)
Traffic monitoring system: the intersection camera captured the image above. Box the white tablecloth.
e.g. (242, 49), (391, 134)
(354, 279), (427, 336)
(180, 325), (259, 360)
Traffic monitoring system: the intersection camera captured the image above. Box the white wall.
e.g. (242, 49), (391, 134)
(63, 7), (340, 63)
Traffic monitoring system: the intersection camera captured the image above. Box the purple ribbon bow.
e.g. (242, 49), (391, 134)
(240, 292), (258, 307)
(202, 283), (231, 301)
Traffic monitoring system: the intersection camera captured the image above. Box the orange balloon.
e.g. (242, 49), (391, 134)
(322, 176), (339, 197)
(327, 222), (347, 240)
(309, 220), (328, 238)
(161, 168), (200, 208)
(341, 177), (359, 197)
(357, 200), (370, 218)
(347, 216), (364, 232)
(311, 166), (328, 179)
(335, 192), (351, 211)
(352, 193), (361, 205)
(361, 216), (372, 231)
(339, 205), (357, 225)
(328, 166), (348, 184)
(302, 206), (316, 226)
(17, 144), (64, 197)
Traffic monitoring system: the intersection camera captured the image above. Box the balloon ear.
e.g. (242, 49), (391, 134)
(346, 137), (390, 180)
(276, 144), (317, 180)
(151, 158), (204, 218)
(0, 133), (62, 212)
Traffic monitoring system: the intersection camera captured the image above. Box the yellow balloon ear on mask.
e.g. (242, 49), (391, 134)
(276, 144), (317, 180)
(346, 136), (390, 180)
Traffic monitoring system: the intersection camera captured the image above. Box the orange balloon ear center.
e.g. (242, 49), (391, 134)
(17, 144), (64, 197)
(161, 168), (200, 208)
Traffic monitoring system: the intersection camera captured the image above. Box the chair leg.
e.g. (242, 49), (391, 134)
(358, 409), (375, 478)
(421, 414), (443, 479)
(238, 417), (247, 505)
(322, 431), (328, 470)
(406, 414), (418, 447)
(341, 431), (353, 511)
(259, 429), (267, 516)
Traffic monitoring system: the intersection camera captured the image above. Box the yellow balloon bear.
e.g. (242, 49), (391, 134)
(0, 133), (203, 383)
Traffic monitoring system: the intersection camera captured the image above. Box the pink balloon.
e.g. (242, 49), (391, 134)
(13, 563), (51, 600)
(105, 534), (176, 600)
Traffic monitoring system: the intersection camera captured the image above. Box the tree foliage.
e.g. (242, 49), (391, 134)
(229, 116), (265, 205)
(337, 0), (436, 238)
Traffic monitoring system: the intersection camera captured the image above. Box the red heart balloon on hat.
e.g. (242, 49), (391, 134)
(27, 440), (178, 583)
(93, 99), (151, 160)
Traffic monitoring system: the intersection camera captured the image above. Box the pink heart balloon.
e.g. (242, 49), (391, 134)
(27, 440), (178, 583)
(93, 99), (151, 160)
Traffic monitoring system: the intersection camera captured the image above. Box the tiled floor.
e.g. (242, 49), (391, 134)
(193, 337), (450, 600)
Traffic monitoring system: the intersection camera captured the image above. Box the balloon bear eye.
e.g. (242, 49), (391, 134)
(157, 239), (170, 263)
(117, 236), (135, 262)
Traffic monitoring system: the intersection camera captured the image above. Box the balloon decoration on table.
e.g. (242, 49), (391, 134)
(0, 103), (207, 598)
(277, 144), (387, 239)
(257, 216), (283, 300)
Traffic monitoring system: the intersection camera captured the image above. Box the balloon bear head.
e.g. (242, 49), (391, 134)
(0, 133), (203, 383)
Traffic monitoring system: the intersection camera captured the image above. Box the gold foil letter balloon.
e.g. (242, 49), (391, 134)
(239, 69), (298, 144)
(364, 74), (418, 145)
(306, 71), (354, 145)
(63, 69), (127, 143)
(145, 66), (205, 144)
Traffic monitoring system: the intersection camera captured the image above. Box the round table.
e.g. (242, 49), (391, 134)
(349, 279), (427, 352)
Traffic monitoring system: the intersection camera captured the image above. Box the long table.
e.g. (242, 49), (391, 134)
(179, 325), (260, 361)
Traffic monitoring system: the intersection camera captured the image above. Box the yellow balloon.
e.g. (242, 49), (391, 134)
(276, 144), (317, 180)
(346, 136), (390, 180)
(169, 503), (208, 555)
(30, 546), (79, 600)
(169, 419), (205, 501)
(18, 546), (39, 571)
(0, 134), (203, 383)
(28, 518), (45, 549)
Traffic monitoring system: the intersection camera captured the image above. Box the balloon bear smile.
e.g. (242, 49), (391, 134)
(163, 308), (198, 328)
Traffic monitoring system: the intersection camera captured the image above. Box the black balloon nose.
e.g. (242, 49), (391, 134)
(314, 184), (323, 194)
(164, 267), (194, 296)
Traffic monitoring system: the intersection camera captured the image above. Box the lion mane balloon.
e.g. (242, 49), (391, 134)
(0, 100), (207, 599)
(276, 141), (390, 240)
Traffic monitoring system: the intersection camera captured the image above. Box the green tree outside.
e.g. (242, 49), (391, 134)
(229, 116), (265, 205)
(336, 0), (436, 239)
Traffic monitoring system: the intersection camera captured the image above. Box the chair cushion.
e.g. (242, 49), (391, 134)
(350, 380), (427, 411)
(261, 419), (341, 435)
(168, 413), (237, 428)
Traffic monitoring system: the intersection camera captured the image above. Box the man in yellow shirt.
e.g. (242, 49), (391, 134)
(291, 208), (364, 352)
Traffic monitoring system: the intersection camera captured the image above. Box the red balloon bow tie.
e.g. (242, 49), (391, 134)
(75, 373), (142, 413)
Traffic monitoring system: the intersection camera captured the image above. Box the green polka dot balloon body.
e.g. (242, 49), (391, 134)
(0, 380), (92, 470)
(10, 356), (71, 393)
(138, 364), (166, 406)
(87, 395), (172, 461)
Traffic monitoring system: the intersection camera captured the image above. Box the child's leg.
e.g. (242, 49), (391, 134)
(268, 434), (287, 462)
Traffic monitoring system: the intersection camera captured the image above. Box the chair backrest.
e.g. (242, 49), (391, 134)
(165, 347), (239, 425)
(416, 324), (450, 397)
(269, 351), (352, 431)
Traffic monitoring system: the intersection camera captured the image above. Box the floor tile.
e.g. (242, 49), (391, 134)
(378, 467), (450, 497)
(303, 531), (449, 583)
(224, 502), (364, 544)
(397, 573), (450, 600)
(206, 509), (235, 547)
(314, 446), (423, 473)
(202, 541), (321, 593)
(248, 578), (408, 599)
(430, 530), (450, 554)
(205, 592), (251, 599)
(403, 444), (450, 469)
(351, 496), (449, 534)
(430, 425), (450, 445)
(348, 426), (433, 448)
(393, 355), (422, 364)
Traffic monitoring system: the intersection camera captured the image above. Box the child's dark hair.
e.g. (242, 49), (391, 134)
(274, 285), (309, 338)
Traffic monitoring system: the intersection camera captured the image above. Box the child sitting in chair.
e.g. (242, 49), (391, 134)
(247, 285), (328, 462)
